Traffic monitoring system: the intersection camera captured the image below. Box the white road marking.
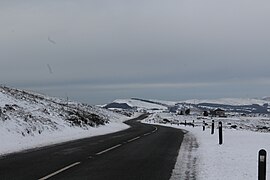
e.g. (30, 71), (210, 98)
(39, 126), (158, 179)
(38, 162), (81, 180)
(96, 144), (122, 155)
(152, 127), (158, 133)
(143, 132), (151, 136)
(127, 136), (141, 142)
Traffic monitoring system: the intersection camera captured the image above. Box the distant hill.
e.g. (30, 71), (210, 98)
(112, 98), (168, 111)
(107, 97), (270, 114)
(262, 97), (270, 101)
(104, 102), (133, 109)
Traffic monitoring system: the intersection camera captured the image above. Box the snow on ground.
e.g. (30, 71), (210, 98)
(0, 108), (140, 156)
(132, 97), (270, 107)
(182, 98), (270, 106)
(0, 86), (139, 156)
(3, 121), (133, 156)
(3, 87), (270, 178)
(0, 121), (129, 156)
(143, 113), (270, 180)
(147, 99), (177, 106)
(113, 99), (167, 110)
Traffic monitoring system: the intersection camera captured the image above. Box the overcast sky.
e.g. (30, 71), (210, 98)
(1, 0), (270, 104)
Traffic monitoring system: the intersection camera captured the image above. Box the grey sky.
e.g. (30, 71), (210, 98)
(1, 0), (270, 104)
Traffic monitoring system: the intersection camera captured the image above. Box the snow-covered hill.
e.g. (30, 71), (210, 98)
(0, 86), (131, 156)
(110, 98), (168, 111)
(262, 96), (270, 101)
(182, 98), (270, 106)
(110, 97), (270, 114)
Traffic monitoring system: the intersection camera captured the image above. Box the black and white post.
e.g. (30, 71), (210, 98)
(203, 121), (205, 131)
(218, 121), (223, 145)
(258, 149), (267, 180)
(211, 120), (214, 135)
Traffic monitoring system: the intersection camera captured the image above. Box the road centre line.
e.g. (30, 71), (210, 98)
(38, 162), (81, 180)
(152, 127), (158, 133)
(143, 132), (151, 136)
(39, 126), (158, 179)
(127, 136), (141, 142)
(96, 130), (155, 155)
(96, 144), (122, 155)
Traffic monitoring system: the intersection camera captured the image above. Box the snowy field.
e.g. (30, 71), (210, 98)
(143, 114), (270, 180)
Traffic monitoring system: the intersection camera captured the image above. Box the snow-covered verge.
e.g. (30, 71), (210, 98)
(0, 86), (136, 156)
(0, 122), (130, 156)
(143, 114), (270, 180)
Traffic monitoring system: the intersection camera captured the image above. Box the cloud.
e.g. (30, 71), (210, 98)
(1, 0), (270, 103)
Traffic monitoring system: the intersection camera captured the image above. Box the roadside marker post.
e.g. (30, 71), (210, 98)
(258, 149), (267, 180)
(218, 122), (223, 145)
(203, 121), (205, 131)
(211, 120), (214, 135)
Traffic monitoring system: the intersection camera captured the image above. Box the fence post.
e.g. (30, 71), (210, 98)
(184, 120), (186, 126)
(211, 120), (214, 134)
(218, 122), (223, 145)
(203, 121), (205, 131)
(193, 120), (195, 127)
(258, 149), (267, 180)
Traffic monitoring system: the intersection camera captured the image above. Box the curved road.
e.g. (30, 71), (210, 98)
(0, 114), (185, 180)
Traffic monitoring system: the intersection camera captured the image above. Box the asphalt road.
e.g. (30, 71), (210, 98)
(0, 114), (185, 180)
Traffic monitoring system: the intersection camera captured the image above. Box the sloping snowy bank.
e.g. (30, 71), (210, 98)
(0, 121), (130, 156)
(0, 86), (139, 156)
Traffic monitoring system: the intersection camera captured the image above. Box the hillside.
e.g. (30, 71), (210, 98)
(0, 86), (131, 155)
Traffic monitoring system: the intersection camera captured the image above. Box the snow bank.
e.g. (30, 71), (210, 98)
(143, 114), (270, 180)
(0, 122), (129, 156)
(0, 86), (138, 156)
(180, 126), (270, 180)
